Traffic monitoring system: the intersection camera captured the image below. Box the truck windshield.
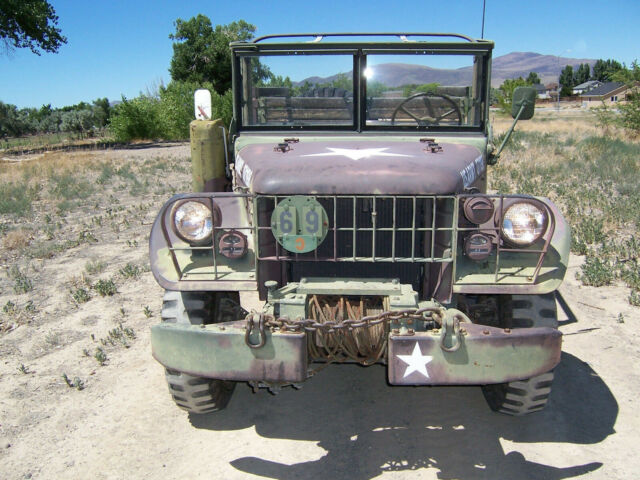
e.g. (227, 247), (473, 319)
(238, 51), (485, 129)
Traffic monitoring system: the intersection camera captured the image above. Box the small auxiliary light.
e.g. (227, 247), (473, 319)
(218, 230), (248, 259)
(464, 233), (493, 261)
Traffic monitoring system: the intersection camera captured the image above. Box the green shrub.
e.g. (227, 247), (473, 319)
(94, 279), (117, 296)
(119, 263), (141, 280)
(0, 182), (34, 216)
(3, 300), (18, 315)
(577, 257), (615, 287)
(630, 290), (640, 307)
(157, 81), (233, 140)
(109, 95), (163, 142)
(9, 266), (33, 294)
(108, 82), (233, 142)
(62, 373), (85, 390)
(618, 86), (640, 134)
(96, 164), (115, 185)
(71, 287), (91, 304)
(49, 172), (91, 200)
(94, 347), (108, 366)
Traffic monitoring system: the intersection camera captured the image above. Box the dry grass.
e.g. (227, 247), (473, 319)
(2, 229), (32, 250)
(0, 151), (102, 182)
(491, 108), (640, 302)
(0, 144), (191, 346)
(493, 108), (639, 143)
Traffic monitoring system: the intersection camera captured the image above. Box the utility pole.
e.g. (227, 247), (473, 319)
(556, 49), (572, 112)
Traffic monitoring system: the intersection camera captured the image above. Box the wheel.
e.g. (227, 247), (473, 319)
(161, 290), (242, 414)
(165, 368), (236, 414)
(390, 92), (462, 126)
(481, 293), (558, 416)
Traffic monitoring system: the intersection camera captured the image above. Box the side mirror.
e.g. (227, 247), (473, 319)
(511, 86), (536, 120)
(194, 89), (212, 120)
(490, 86), (537, 165)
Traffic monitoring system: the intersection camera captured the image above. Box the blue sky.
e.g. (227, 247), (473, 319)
(1, 0), (638, 109)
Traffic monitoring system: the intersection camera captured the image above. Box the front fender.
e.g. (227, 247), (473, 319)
(453, 196), (570, 295)
(149, 192), (258, 291)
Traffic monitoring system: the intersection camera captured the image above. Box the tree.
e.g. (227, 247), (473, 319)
(0, 0), (66, 55)
(108, 82), (233, 142)
(92, 98), (111, 128)
(611, 60), (640, 84)
(60, 109), (95, 138)
(169, 15), (256, 94)
(592, 59), (623, 82)
(573, 63), (591, 85)
(497, 77), (529, 114)
(611, 61), (640, 134)
(559, 65), (574, 97)
(526, 72), (541, 85)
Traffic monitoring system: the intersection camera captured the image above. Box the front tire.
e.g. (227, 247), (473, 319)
(161, 290), (240, 414)
(481, 293), (558, 416)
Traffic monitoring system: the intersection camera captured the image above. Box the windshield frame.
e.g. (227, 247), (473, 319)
(231, 38), (493, 134)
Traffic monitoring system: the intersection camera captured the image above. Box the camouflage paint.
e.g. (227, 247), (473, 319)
(388, 323), (562, 385)
(150, 277), (561, 385)
(151, 320), (307, 382)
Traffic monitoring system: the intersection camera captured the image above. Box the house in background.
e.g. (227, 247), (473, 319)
(541, 82), (559, 101)
(580, 82), (636, 108)
(533, 83), (550, 99)
(572, 80), (601, 95)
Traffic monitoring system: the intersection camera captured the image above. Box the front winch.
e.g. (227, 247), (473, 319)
(243, 278), (452, 365)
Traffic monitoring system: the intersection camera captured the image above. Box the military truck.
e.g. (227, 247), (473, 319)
(149, 33), (569, 416)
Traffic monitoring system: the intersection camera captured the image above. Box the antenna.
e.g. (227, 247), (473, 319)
(481, 0), (486, 38)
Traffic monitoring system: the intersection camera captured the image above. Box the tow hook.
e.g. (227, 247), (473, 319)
(245, 312), (267, 349)
(439, 310), (469, 352)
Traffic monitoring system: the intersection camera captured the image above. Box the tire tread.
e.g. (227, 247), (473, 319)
(482, 293), (558, 416)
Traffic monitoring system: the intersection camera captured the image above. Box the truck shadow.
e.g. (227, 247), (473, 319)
(190, 352), (616, 480)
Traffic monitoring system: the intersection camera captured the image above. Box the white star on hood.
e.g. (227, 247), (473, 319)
(397, 342), (433, 378)
(302, 147), (412, 161)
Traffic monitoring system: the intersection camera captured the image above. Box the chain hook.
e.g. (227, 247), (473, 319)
(245, 312), (267, 349)
(439, 312), (463, 352)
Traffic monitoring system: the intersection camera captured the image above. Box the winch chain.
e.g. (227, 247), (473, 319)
(245, 307), (444, 335)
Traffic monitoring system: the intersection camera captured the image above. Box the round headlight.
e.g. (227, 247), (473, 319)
(501, 202), (548, 246)
(172, 201), (214, 244)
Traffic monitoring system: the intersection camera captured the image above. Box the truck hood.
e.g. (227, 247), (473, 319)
(234, 140), (484, 195)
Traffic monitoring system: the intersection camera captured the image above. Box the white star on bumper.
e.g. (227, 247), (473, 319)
(397, 342), (433, 378)
(302, 147), (412, 161)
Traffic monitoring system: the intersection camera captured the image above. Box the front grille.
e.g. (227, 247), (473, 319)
(255, 195), (457, 263)
(153, 193), (557, 293)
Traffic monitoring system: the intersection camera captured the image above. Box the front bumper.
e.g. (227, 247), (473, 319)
(152, 320), (308, 382)
(388, 323), (561, 385)
(151, 314), (561, 386)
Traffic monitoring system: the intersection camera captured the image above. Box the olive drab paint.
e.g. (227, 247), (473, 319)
(148, 33), (571, 416)
(190, 119), (227, 192)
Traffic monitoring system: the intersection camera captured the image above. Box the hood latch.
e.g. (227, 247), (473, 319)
(420, 137), (443, 153)
(274, 138), (299, 153)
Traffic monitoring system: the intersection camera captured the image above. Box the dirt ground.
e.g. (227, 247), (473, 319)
(0, 144), (639, 480)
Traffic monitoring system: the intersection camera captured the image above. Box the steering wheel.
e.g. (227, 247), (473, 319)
(391, 92), (462, 126)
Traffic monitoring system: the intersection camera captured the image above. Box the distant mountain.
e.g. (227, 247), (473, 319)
(298, 52), (598, 88)
(491, 52), (597, 86)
